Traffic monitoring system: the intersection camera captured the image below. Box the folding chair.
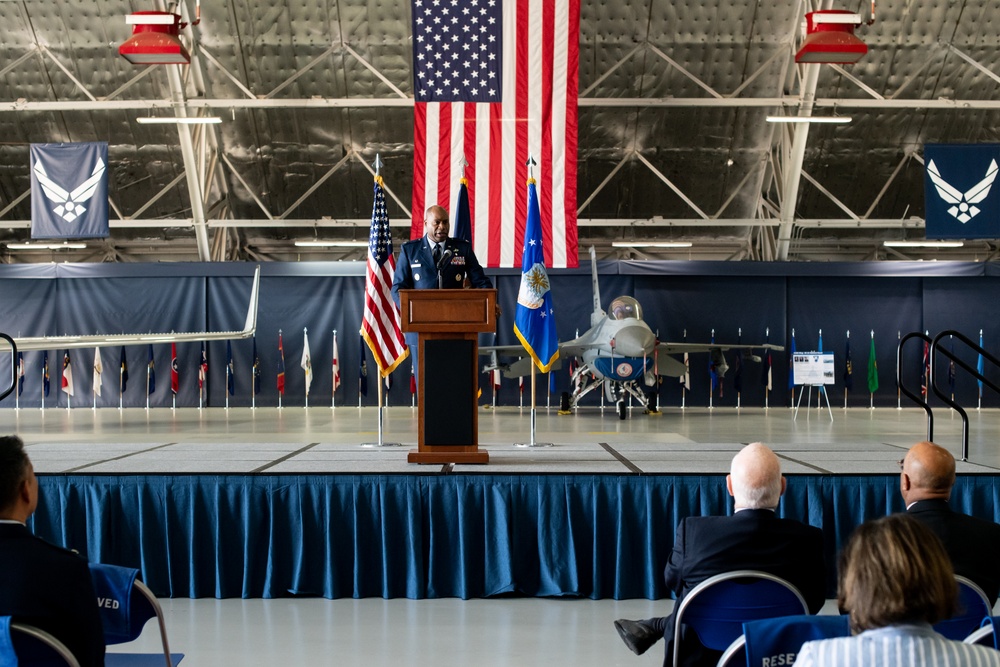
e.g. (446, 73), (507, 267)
(0, 615), (81, 667)
(671, 570), (810, 667)
(934, 575), (991, 641)
(88, 563), (178, 667)
(964, 623), (995, 647)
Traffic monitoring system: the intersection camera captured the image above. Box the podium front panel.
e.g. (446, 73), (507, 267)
(422, 338), (475, 446)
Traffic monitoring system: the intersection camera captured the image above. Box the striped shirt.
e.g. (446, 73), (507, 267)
(793, 624), (1000, 667)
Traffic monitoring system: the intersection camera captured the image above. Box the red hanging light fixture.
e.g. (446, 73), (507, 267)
(795, 10), (868, 64)
(119, 11), (190, 65)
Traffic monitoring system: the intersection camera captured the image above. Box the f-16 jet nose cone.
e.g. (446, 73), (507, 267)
(612, 325), (656, 357)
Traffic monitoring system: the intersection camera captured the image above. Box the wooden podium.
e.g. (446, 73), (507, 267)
(399, 288), (496, 464)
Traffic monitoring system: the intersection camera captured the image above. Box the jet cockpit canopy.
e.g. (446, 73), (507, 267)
(608, 296), (643, 321)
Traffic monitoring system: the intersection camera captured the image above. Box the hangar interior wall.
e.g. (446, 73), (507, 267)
(0, 261), (996, 409)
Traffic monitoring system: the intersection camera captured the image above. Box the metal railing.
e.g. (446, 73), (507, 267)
(897, 329), (1000, 462)
(0, 333), (15, 403)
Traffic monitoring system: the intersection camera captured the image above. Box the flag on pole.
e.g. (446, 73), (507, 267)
(277, 332), (286, 395)
(921, 339), (930, 398)
(681, 352), (691, 391)
(301, 330), (313, 396)
(199, 342), (208, 392)
(409, 359), (416, 396)
(868, 335), (879, 394)
(170, 342), (179, 395)
(147, 344), (155, 395)
(226, 340), (235, 396)
(359, 335), (368, 397)
(385, 372), (393, 393)
(843, 336), (853, 391)
(513, 175), (559, 372)
(817, 330), (823, 353)
(120, 347), (129, 394)
(332, 333), (341, 393)
(17, 352), (24, 397)
(61, 351), (73, 396)
(453, 176), (472, 244)
(761, 348), (772, 391)
(978, 330), (985, 399)
(252, 338), (261, 395)
(43, 351), (50, 397)
(948, 336), (956, 396)
(733, 333), (743, 394)
(709, 332), (720, 396)
(92, 347), (103, 397)
(410, 0), (581, 269)
(788, 332), (797, 389)
(361, 174), (409, 376)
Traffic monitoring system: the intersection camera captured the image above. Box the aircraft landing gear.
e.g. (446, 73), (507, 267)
(617, 398), (626, 420)
(560, 391), (571, 413)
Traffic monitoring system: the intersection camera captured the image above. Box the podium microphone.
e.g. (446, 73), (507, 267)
(436, 248), (454, 288)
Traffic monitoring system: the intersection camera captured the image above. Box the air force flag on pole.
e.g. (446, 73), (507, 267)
(924, 144), (1000, 239)
(514, 174), (559, 373)
(30, 142), (110, 239)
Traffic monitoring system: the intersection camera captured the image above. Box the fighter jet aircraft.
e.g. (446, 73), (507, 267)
(483, 248), (783, 419)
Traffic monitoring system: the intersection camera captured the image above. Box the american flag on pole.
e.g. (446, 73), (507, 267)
(410, 0), (580, 268)
(361, 175), (409, 376)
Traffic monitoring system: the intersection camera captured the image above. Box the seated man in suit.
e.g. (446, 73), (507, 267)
(0, 435), (105, 666)
(900, 440), (1000, 606)
(615, 442), (826, 666)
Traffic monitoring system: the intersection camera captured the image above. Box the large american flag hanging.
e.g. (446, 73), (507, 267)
(361, 176), (409, 376)
(411, 0), (580, 269)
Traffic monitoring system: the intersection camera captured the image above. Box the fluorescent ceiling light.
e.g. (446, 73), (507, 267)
(136, 116), (222, 125)
(294, 240), (369, 248)
(7, 242), (87, 250)
(884, 241), (965, 248)
(766, 116), (852, 124)
(612, 241), (693, 248)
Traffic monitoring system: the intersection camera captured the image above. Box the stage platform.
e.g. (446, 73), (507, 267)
(10, 404), (1000, 475)
(12, 404), (1000, 601)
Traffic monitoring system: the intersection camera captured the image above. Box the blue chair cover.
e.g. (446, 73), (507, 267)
(679, 575), (809, 650)
(934, 578), (992, 641)
(88, 563), (153, 645)
(744, 614), (851, 667)
(0, 616), (16, 667)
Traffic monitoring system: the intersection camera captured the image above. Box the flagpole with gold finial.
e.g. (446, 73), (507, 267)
(514, 156), (552, 448)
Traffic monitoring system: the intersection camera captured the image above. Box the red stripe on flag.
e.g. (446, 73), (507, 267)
(464, 105), (477, 246)
(540, 0), (555, 267)
(513, 0), (529, 262)
(436, 104), (452, 213)
(412, 104), (428, 240)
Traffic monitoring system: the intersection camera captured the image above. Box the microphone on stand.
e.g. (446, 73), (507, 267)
(436, 248), (454, 289)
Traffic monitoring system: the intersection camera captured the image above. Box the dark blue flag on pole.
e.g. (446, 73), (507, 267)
(453, 177), (472, 243)
(514, 176), (559, 373)
(42, 351), (50, 397)
(843, 337), (853, 391)
(924, 144), (1000, 239)
(252, 338), (261, 395)
(227, 340), (235, 396)
(30, 142), (110, 239)
(119, 347), (129, 393)
(147, 344), (155, 395)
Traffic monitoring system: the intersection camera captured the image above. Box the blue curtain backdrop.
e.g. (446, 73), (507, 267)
(0, 261), (999, 408)
(27, 473), (1000, 601)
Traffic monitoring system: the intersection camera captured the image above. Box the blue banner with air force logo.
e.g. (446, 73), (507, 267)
(30, 142), (109, 239)
(924, 144), (1000, 239)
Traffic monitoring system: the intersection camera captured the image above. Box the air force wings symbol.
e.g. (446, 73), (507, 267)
(33, 157), (106, 223)
(927, 158), (998, 224)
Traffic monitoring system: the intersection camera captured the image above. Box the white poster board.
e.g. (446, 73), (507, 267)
(792, 352), (836, 385)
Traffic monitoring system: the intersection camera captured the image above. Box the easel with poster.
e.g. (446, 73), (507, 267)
(792, 351), (835, 422)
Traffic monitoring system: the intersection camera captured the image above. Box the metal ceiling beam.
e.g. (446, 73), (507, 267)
(776, 64), (821, 261)
(8, 96), (1000, 113)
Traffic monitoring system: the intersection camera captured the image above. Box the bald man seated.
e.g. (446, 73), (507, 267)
(901, 440), (1000, 606)
(614, 443), (826, 666)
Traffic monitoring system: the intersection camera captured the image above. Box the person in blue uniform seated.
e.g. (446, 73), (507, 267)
(900, 440), (1000, 606)
(792, 514), (1000, 667)
(0, 434), (105, 667)
(391, 204), (493, 378)
(614, 442), (826, 666)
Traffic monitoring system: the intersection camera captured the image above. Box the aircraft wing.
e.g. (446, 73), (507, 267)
(0, 266), (260, 352)
(658, 342), (785, 355)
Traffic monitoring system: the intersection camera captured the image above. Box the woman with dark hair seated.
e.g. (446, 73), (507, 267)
(793, 514), (1000, 666)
